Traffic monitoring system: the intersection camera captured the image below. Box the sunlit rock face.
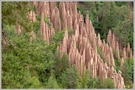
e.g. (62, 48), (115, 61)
(16, 2), (134, 89)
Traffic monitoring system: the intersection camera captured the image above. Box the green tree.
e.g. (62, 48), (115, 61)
(59, 65), (79, 88)
(2, 2), (34, 32)
(78, 2), (133, 49)
(46, 71), (60, 88)
(29, 77), (42, 88)
(100, 78), (114, 88)
(53, 51), (69, 78)
(2, 25), (53, 88)
(79, 70), (90, 88)
(50, 30), (65, 53)
(120, 58), (133, 88)
(87, 76), (101, 88)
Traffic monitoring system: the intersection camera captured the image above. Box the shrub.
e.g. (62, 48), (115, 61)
(53, 51), (69, 78)
(97, 47), (106, 62)
(46, 71), (60, 89)
(120, 58), (133, 88)
(59, 65), (79, 88)
(87, 76), (114, 89)
(78, 70), (90, 88)
(101, 78), (115, 88)
(33, 20), (40, 34)
(29, 77), (42, 88)
(113, 50), (120, 72)
(50, 30), (65, 53)
(68, 28), (74, 36)
(44, 15), (50, 25)
(87, 77), (101, 88)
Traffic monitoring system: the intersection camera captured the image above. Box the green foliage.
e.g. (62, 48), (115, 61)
(2, 25), (65, 88)
(100, 78), (114, 88)
(53, 51), (69, 78)
(68, 28), (74, 36)
(113, 19), (132, 47)
(79, 70), (90, 88)
(87, 76), (114, 88)
(78, 2), (133, 49)
(2, 2), (133, 89)
(119, 50), (123, 58)
(124, 80), (133, 89)
(120, 58), (133, 88)
(2, 25), (16, 39)
(2, 27), (54, 88)
(59, 65), (79, 88)
(2, 2), (34, 32)
(36, 13), (41, 21)
(50, 30), (65, 53)
(77, 5), (86, 20)
(33, 20), (40, 34)
(97, 47), (103, 58)
(76, 42), (79, 49)
(113, 50), (120, 72)
(32, 5), (36, 13)
(56, 2), (60, 8)
(115, 2), (128, 7)
(44, 15), (50, 26)
(52, 30), (65, 43)
(97, 47), (106, 62)
(128, 28), (133, 50)
(114, 59), (120, 73)
(87, 76), (101, 88)
(46, 71), (60, 88)
(2, 23), (116, 89)
(29, 77), (42, 88)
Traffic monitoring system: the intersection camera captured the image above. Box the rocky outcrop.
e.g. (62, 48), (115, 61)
(28, 10), (37, 42)
(52, 7), (61, 31)
(15, 2), (133, 89)
(35, 2), (55, 42)
(107, 30), (133, 73)
(28, 10), (36, 22)
(53, 2), (125, 88)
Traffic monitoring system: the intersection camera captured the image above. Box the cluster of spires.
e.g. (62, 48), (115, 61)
(16, 2), (133, 88)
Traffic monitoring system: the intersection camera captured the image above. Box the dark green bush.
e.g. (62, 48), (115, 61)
(59, 65), (79, 88)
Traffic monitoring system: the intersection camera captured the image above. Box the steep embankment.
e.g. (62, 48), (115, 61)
(16, 2), (133, 88)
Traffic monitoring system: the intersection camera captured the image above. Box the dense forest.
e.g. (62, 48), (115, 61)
(2, 1), (133, 89)
(78, 2), (133, 49)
